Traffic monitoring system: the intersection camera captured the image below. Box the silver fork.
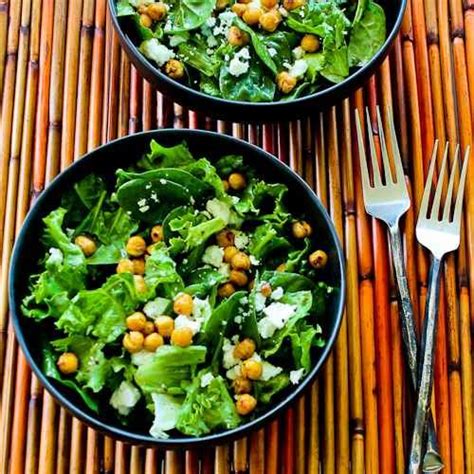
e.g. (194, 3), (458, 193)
(355, 107), (443, 472)
(408, 142), (470, 473)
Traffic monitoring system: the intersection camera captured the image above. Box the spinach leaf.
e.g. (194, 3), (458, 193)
(348, 1), (386, 67)
(184, 268), (226, 297)
(183, 159), (230, 200)
(289, 322), (323, 372)
(353, 0), (368, 25)
(137, 140), (194, 170)
(166, 0), (215, 32)
(248, 223), (291, 260)
(178, 42), (220, 77)
(116, 0), (135, 17)
(200, 75), (221, 97)
(304, 52), (325, 83)
(261, 271), (315, 292)
(321, 45), (349, 83)
(284, 238), (311, 273)
(241, 279), (261, 346)
(254, 372), (290, 404)
(262, 31), (298, 70)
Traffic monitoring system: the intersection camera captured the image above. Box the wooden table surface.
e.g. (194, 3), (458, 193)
(1, 0), (474, 473)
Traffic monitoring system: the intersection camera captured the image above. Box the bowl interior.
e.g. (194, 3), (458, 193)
(10, 130), (345, 446)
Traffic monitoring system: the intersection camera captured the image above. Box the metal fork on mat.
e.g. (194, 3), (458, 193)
(408, 142), (470, 473)
(355, 107), (443, 472)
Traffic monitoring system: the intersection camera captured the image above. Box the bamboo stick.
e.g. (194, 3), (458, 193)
(0, 0), (8, 100)
(249, 429), (265, 474)
(24, 377), (42, 474)
(38, 391), (58, 474)
(265, 420), (279, 474)
(55, 409), (70, 474)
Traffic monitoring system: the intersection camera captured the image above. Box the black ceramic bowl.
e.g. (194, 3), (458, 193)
(9, 130), (345, 447)
(108, 0), (406, 122)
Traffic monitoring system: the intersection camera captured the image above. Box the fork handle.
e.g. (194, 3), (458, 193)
(389, 228), (443, 472)
(407, 256), (443, 474)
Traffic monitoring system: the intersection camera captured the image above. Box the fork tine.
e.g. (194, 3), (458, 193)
(442, 145), (460, 222)
(452, 146), (470, 226)
(355, 110), (372, 195)
(419, 140), (440, 219)
(387, 108), (405, 184)
(376, 106), (393, 184)
(365, 108), (383, 188)
(431, 143), (450, 219)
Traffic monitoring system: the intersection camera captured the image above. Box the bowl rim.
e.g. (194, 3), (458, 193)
(9, 129), (346, 447)
(107, 0), (408, 111)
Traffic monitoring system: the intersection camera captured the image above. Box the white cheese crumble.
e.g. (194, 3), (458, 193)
(228, 47), (251, 77)
(139, 205), (150, 213)
(258, 302), (297, 338)
(231, 335), (240, 344)
(254, 292), (267, 312)
(192, 297), (211, 322)
(292, 46), (305, 59)
(234, 315), (242, 324)
(226, 364), (241, 380)
(137, 198), (147, 207)
(222, 338), (240, 369)
(278, 6), (289, 16)
(271, 287), (284, 300)
(213, 11), (236, 36)
(289, 59), (308, 78)
(139, 38), (175, 67)
(48, 248), (63, 265)
(202, 245), (224, 268)
(206, 17), (217, 27)
(261, 361), (283, 381)
(234, 231), (249, 250)
(207, 35), (218, 48)
(174, 314), (201, 335)
(249, 255), (260, 266)
(218, 262), (231, 277)
(206, 198), (231, 223)
(110, 381), (141, 416)
(290, 368), (305, 385)
(268, 47), (278, 57)
(200, 372), (215, 387)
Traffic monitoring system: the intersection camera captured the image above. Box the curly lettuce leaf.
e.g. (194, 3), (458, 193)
(149, 393), (184, 438)
(254, 372), (290, 404)
(248, 223), (291, 261)
(137, 139), (195, 170)
(289, 322), (324, 372)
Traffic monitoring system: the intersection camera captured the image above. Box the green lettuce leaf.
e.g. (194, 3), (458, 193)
(149, 393), (184, 438)
(248, 223), (291, 261)
(137, 140), (195, 170)
(254, 372), (290, 404)
(289, 322), (323, 372)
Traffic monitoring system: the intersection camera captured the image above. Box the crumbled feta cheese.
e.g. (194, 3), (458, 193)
(143, 297), (171, 319)
(145, 183), (152, 189)
(271, 287), (284, 300)
(192, 297), (211, 322)
(231, 195), (240, 204)
(254, 292), (267, 312)
(234, 231), (249, 250)
(200, 372), (215, 387)
(278, 6), (288, 16)
(228, 47), (251, 77)
(218, 262), (231, 277)
(207, 35), (218, 48)
(258, 302), (297, 338)
(283, 61), (292, 70)
(150, 192), (158, 202)
(110, 381), (141, 416)
(213, 11), (236, 36)
(226, 364), (241, 380)
(234, 315), (242, 324)
(224, 54), (230, 61)
(174, 314), (201, 335)
(268, 47), (278, 57)
(139, 38), (175, 67)
(231, 335), (240, 344)
(222, 338), (239, 369)
(261, 361), (283, 381)
(139, 205), (150, 213)
(48, 248), (63, 265)
(202, 245), (224, 268)
(159, 178), (167, 185)
(290, 368), (305, 385)
(206, 17), (217, 27)
(249, 255), (260, 266)
(292, 46), (305, 59)
(206, 198), (231, 223)
(137, 198), (147, 207)
(289, 59), (308, 78)
(239, 296), (248, 305)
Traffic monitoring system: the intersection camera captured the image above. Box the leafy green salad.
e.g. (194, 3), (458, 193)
(116, 0), (386, 102)
(23, 139), (332, 438)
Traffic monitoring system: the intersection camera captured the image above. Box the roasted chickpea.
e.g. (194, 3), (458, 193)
(155, 315), (175, 337)
(165, 59), (185, 80)
(123, 331), (145, 353)
(243, 6), (263, 25)
(229, 270), (249, 287)
(231, 251), (251, 271)
(241, 359), (263, 380)
(147, 2), (167, 20)
(74, 235), (97, 257)
(144, 332), (164, 351)
(276, 263), (286, 272)
(300, 34), (320, 53)
(215, 0), (230, 9)
(261, 0), (278, 8)
(232, 376), (253, 394)
(222, 179), (230, 191)
(231, 3), (247, 16)
(228, 172), (246, 190)
(143, 321), (155, 335)
(139, 13), (153, 28)
(116, 258), (134, 274)
(236, 394), (257, 415)
(173, 292), (193, 315)
(171, 327), (193, 347)
(218, 282), (236, 298)
(216, 229), (235, 247)
(126, 311), (147, 331)
(233, 338), (256, 360)
(309, 249), (328, 269)
(133, 275), (148, 294)
(57, 352), (79, 375)
(150, 225), (164, 243)
(259, 10), (281, 32)
(260, 282), (272, 297)
(276, 71), (297, 94)
(223, 245), (239, 263)
(282, 0), (304, 9)
(132, 258), (146, 275)
(292, 220), (312, 239)
(126, 235), (147, 257)
(228, 26), (249, 47)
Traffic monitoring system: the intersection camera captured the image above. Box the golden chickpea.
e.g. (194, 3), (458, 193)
(231, 3), (247, 16)
(126, 235), (147, 257)
(222, 179), (230, 191)
(276, 71), (297, 94)
(171, 327), (193, 347)
(144, 332), (164, 351)
(229, 270), (249, 287)
(165, 59), (185, 80)
(261, 0), (278, 8)
(300, 34), (320, 53)
(238, 0), (251, 4)
(282, 0), (304, 9)
(243, 7), (263, 25)
(228, 172), (246, 190)
(57, 352), (79, 375)
(218, 282), (236, 298)
(276, 263), (286, 272)
(216, 0), (230, 9)
(137, 4), (148, 13)
(139, 13), (153, 28)
(132, 258), (146, 275)
(147, 2), (167, 20)
(241, 359), (263, 380)
(231, 251), (251, 271)
(116, 258), (134, 274)
(233, 338), (256, 360)
(236, 394), (257, 415)
(126, 311), (147, 331)
(143, 321), (155, 335)
(133, 275), (148, 294)
(216, 229), (235, 247)
(155, 315), (175, 337)
(309, 249), (328, 269)
(150, 224), (164, 243)
(228, 26), (249, 47)
(259, 10), (281, 32)
(260, 282), (272, 298)
(232, 376), (253, 394)
(173, 292), (193, 315)
(74, 235), (97, 257)
(292, 220), (312, 239)
(223, 245), (239, 263)
(123, 331), (145, 353)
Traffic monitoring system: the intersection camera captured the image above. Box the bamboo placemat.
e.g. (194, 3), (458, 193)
(1, 0), (474, 472)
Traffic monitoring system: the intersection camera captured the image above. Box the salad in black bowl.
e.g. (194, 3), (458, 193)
(10, 131), (345, 446)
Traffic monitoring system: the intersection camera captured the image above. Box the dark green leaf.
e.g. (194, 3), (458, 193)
(137, 139), (195, 170)
(166, 0), (215, 32)
(254, 373), (290, 404)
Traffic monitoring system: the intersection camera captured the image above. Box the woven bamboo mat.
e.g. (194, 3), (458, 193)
(1, 0), (474, 472)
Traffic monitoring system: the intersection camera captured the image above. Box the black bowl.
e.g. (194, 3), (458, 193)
(108, 0), (406, 122)
(9, 130), (345, 447)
